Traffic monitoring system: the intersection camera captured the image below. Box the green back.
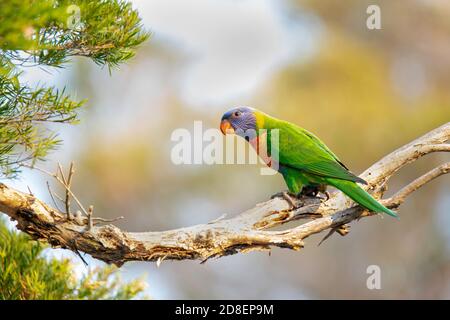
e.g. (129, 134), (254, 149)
(260, 112), (365, 184)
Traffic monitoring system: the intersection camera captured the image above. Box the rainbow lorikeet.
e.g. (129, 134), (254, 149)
(220, 106), (398, 218)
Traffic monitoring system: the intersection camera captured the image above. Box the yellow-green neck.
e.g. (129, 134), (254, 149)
(254, 110), (282, 131)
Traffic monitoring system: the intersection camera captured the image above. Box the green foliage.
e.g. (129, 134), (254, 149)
(0, 61), (84, 176)
(0, 0), (149, 299)
(0, 0), (149, 67)
(0, 218), (147, 299)
(0, 0), (149, 177)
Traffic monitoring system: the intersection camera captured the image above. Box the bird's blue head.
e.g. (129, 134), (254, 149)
(220, 106), (257, 135)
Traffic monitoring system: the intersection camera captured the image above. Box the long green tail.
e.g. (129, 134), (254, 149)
(327, 178), (398, 218)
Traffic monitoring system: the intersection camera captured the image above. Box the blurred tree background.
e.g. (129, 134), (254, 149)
(1, 0), (450, 299)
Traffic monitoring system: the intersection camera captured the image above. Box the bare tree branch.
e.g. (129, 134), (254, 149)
(388, 162), (450, 208)
(0, 122), (449, 266)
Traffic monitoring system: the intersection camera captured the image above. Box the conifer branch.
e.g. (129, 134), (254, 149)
(0, 0), (148, 177)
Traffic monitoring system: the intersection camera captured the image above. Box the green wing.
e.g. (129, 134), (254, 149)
(274, 121), (366, 184)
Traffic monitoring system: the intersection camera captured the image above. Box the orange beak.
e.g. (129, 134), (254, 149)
(220, 119), (234, 135)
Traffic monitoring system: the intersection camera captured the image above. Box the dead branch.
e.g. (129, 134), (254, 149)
(388, 162), (449, 208)
(0, 122), (448, 266)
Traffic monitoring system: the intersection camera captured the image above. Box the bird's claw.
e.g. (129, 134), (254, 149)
(297, 185), (330, 202)
(317, 191), (330, 202)
(281, 191), (302, 210)
(272, 190), (306, 210)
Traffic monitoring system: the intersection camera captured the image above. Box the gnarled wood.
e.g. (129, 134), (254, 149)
(0, 122), (449, 266)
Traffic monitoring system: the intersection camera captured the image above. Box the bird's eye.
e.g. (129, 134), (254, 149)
(234, 111), (241, 117)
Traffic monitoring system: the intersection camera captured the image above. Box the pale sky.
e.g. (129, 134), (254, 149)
(132, 0), (321, 106)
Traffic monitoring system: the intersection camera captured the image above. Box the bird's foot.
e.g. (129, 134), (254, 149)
(298, 185), (330, 202)
(317, 191), (330, 202)
(271, 191), (302, 210)
(282, 191), (302, 210)
(299, 185), (320, 197)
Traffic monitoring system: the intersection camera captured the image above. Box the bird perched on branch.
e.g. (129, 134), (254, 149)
(220, 106), (398, 218)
